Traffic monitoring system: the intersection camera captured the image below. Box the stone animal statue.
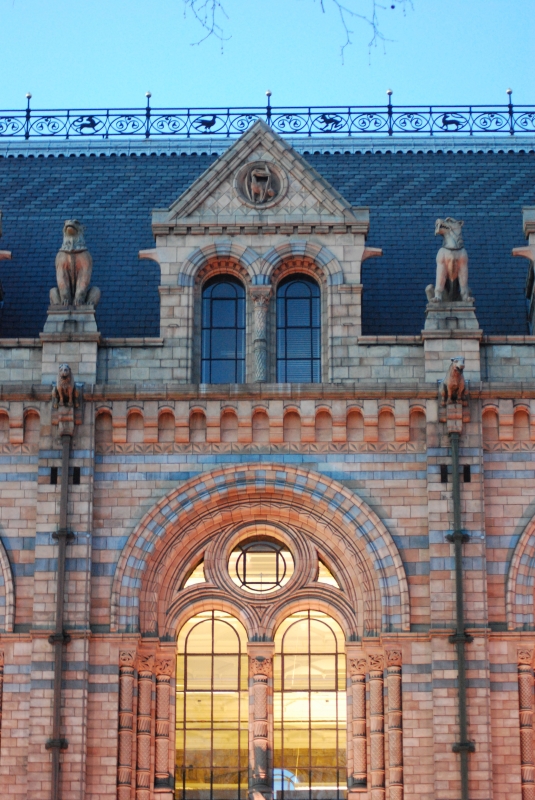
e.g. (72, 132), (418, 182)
(440, 356), (466, 405)
(51, 363), (78, 408)
(426, 217), (471, 303)
(49, 220), (101, 307)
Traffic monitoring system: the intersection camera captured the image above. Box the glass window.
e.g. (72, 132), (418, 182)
(274, 611), (346, 800)
(202, 277), (245, 384)
(229, 540), (294, 594)
(176, 611), (248, 800)
(277, 275), (321, 383)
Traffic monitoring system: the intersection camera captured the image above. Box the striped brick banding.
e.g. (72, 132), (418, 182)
(369, 653), (385, 800)
(518, 649), (535, 800)
(386, 650), (403, 800)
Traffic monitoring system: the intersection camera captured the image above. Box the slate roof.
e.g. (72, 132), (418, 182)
(0, 144), (534, 338)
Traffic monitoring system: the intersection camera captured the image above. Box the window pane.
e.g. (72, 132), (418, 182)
(277, 275), (321, 385)
(202, 277), (245, 385)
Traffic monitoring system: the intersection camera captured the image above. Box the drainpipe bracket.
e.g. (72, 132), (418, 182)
(446, 531), (470, 544)
(45, 737), (69, 751)
(449, 632), (474, 644)
(48, 632), (71, 645)
(452, 740), (476, 754)
(52, 528), (75, 543)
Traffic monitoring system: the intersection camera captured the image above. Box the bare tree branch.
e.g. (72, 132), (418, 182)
(183, 0), (413, 56)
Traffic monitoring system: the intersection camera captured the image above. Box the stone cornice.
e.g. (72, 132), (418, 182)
(151, 221), (368, 236)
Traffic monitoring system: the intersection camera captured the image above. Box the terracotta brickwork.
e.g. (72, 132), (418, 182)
(0, 123), (534, 800)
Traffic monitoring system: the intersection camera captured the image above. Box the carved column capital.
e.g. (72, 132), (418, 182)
(137, 654), (155, 674)
(518, 648), (534, 666)
(155, 657), (173, 677)
(250, 656), (272, 678)
(386, 649), (402, 667)
(119, 650), (136, 667)
(368, 653), (384, 672)
(0, 651), (5, 667)
(349, 656), (367, 677)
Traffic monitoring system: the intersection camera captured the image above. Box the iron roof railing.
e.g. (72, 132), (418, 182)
(1, 94), (534, 140)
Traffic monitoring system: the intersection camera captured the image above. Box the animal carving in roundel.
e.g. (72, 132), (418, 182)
(235, 161), (286, 208)
(50, 220), (101, 308)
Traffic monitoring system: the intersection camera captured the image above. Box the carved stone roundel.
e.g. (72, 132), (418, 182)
(235, 161), (287, 209)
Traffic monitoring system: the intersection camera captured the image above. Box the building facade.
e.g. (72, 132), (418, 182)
(0, 120), (534, 800)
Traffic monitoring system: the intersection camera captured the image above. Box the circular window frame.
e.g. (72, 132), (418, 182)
(229, 538), (294, 595)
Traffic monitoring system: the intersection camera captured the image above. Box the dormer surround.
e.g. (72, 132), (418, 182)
(139, 120), (382, 384)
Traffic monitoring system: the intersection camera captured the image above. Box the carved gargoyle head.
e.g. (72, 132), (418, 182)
(60, 219), (87, 252)
(450, 355), (465, 374)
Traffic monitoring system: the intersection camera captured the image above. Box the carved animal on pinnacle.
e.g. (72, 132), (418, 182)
(50, 220), (101, 307)
(440, 356), (466, 406)
(426, 217), (471, 303)
(51, 363), (78, 408)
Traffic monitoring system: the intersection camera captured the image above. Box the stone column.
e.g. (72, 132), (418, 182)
(0, 651), (4, 752)
(251, 287), (272, 383)
(349, 655), (367, 789)
(518, 648), (535, 800)
(250, 657), (272, 796)
(386, 650), (403, 800)
(136, 654), (155, 800)
(368, 654), (385, 800)
(155, 657), (174, 797)
(117, 651), (136, 800)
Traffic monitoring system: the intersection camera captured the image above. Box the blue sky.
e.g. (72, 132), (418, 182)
(0, 0), (533, 110)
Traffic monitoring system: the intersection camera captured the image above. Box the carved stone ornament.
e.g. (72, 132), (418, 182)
(440, 356), (467, 406)
(518, 648), (534, 666)
(368, 653), (384, 671)
(119, 650), (136, 667)
(155, 657), (173, 677)
(51, 364), (79, 409)
(349, 657), (367, 676)
(137, 654), (155, 672)
(234, 161), (286, 208)
(49, 219), (101, 308)
(250, 657), (272, 677)
(386, 649), (402, 667)
(426, 217), (472, 303)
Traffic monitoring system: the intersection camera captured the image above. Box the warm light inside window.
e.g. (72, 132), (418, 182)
(183, 562), (206, 588)
(229, 539), (294, 594)
(317, 560), (341, 589)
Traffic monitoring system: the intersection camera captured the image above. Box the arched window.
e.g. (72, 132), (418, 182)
(176, 611), (248, 800)
(274, 611), (346, 799)
(277, 275), (320, 383)
(202, 277), (245, 384)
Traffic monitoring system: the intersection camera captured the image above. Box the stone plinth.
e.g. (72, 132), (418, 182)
(422, 300), (482, 383)
(40, 305), (100, 384)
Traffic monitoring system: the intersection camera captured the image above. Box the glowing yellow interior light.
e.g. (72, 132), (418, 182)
(317, 560), (341, 588)
(183, 561), (206, 588)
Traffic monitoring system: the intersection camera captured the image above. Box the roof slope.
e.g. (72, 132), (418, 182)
(0, 147), (533, 338)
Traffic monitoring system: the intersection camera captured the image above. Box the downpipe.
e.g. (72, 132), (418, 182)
(46, 433), (74, 800)
(446, 431), (475, 800)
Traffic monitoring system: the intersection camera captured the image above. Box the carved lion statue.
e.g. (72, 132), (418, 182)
(440, 356), (466, 406)
(49, 220), (101, 308)
(51, 363), (78, 408)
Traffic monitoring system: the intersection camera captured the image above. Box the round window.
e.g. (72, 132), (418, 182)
(229, 540), (294, 594)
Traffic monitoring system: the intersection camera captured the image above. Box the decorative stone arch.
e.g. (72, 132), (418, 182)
(179, 242), (266, 286)
(110, 463), (409, 636)
(0, 536), (15, 633)
(261, 242), (343, 285)
(507, 515), (535, 630)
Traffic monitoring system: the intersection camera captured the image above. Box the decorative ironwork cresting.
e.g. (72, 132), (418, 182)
(2, 93), (535, 140)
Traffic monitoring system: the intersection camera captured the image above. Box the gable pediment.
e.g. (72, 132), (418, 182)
(152, 120), (361, 227)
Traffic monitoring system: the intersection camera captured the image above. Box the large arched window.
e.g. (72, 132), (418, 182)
(274, 611), (346, 799)
(276, 275), (321, 383)
(202, 277), (245, 384)
(176, 611), (248, 800)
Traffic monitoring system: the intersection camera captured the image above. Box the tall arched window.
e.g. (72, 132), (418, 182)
(176, 611), (248, 800)
(274, 611), (346, 799)
(277, 275), (321, 383)
(202, 277), (245, 384)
